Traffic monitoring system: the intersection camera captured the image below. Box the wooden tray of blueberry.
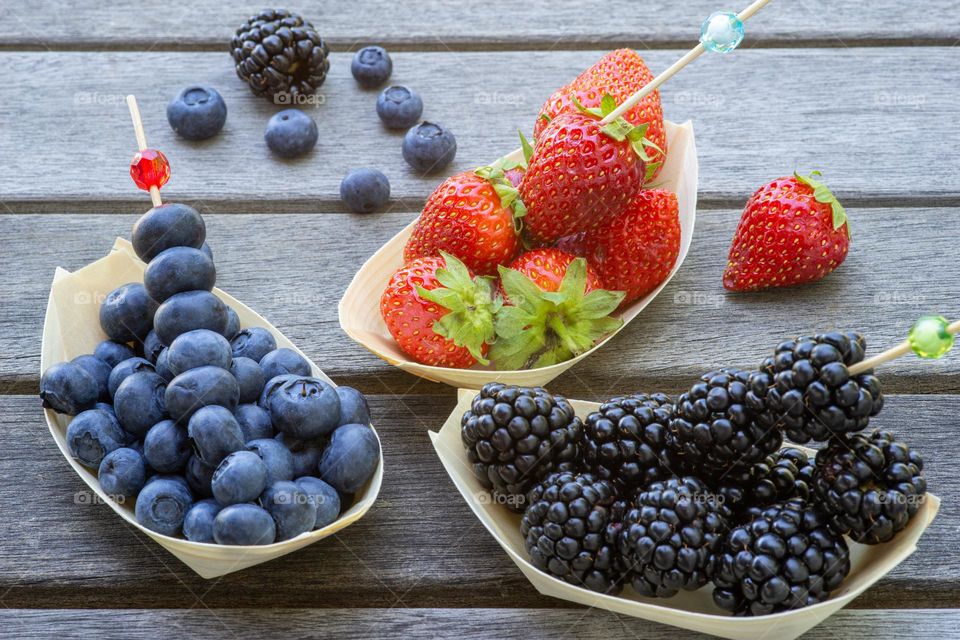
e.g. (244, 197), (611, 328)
(9, 2), (960, 639)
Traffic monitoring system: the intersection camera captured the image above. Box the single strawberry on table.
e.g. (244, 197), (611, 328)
(558, 189), (681, 306)
(534, 49), (667, 179)
(723, 171), (850, 292)
(403, 162), (525, 276)
(519, 95), (654, 245)
(380, 252), (499, 368)
(490, 249), (624, 370)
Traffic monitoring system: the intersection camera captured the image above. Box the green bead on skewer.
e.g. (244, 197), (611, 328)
(848, 316), (960, 375)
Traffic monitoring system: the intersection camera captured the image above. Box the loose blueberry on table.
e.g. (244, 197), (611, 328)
(42, 181), (380, 548)
(376, 86), (423, 130)
(265, 109), (319, 159)
(351, 45), (392, 88)
(166, 86), (227, 141)
(340, 168), (390, 213)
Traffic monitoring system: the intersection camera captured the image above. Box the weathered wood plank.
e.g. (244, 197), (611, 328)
(1, 1), (956, 49)
(0, 394), (956, 609)
(0, 608), (956, 640)
(0, 48), (957, 212)
(1, 209), (958, 395)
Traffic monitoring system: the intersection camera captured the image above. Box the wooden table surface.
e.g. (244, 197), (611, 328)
(1, 2), (958, 638)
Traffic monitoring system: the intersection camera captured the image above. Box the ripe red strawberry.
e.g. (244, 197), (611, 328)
(535, 49), (666, 179)
(723, 172), (850, 292)
(505, 248), (603, 296)
(403, 166), (524, 276)
(380, 252), (499, 368)
(559, 189), (680, 306)
(519, 108), (648, 245)
(491, 252), (624, 370)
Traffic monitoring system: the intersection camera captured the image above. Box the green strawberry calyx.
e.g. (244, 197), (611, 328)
(795, 170), (848, 232)
(415, 251), (501, 365)
(475, 163), (527, 220)
(489, 258), (625, 370)
(570, 93), (663, 166)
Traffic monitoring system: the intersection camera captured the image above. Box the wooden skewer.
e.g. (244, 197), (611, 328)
(848, 319), (960, 376)
(599, 0), (774, 126)
(125, 95), (163, 207)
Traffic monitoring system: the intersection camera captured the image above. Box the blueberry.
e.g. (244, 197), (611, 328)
(213, 503), (276, 545)
(187, 405), (246, 467)
(167, 329), (232, 376)
(154, 290), (229, 345)
(340, 168), (390, 213)
(135, 476), (194, 536)
(99, 283), (158, 343)
(183, 499), (222, 543)
(144, 246), (216, 303)
(376, 85), (422, 129)
(235, 403), (274, 442)
(319, 423), (380, 493)
(260, 480), (316, 541)
(231, 327), (277, 363)
(336, 387), (371, 426)
(155, 348), (174, 381)
(402, 121), (456, 174)
(185, 454), (215, 498)
(66, 409), (129, 467)
(40, 361), (98, 415)
(260, 348), (311, 381)
(200, 242), (213, 262)
(132, 203), (206, 263)
(107, 357), (155, 399)
(69, 355), (112, 401)
(167, 85), (227, 141)
(277, 433), (324, 477)
(94, 340), (136, 368)
(114, 371), (168, 437)
(351, 46), (392, 88)
(98, 447), (146, 500)
(248, 438), (295, 484)
(165, 365), (240, 422)
(143, 419), (191, 473)
(265, 109), (318, 159)
(94, 402), (129, 441)
(224, 307), (241, 340)
(258, 373), (300, 408)
(231, 357), (266, 404)
(142, 330), (165, 363)
(212, 450), (268, 505)
(266, 376), (340, 439)
(295, 476), (341, 529)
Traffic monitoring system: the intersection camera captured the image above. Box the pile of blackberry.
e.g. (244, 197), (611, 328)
(465, 325), (932, 616)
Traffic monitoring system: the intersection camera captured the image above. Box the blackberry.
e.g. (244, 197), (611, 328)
(580, 393), (678, 491)
(712, 498), (851, 616)
(813, 429), (926, 544)
(618, 477), (728, 597)
(230, 9), (330, 102)
(716, 448), (815, 522)
(752, 331), (883, 443)
(668, 369), (782, 471)
(521, 472), (626, 593)
(461, 383), (581, 511)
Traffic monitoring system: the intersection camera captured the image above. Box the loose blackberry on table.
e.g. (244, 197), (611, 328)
(580, 393), (678, 492)
(461, 383), (582, 511)
(813, 429), (926, 544)
(712, 498), (851, 616)
(521, 472), (626, 593)
(752, 331), (884, 444)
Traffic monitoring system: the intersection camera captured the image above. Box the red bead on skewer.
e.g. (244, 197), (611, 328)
(130, 148), (171, 192)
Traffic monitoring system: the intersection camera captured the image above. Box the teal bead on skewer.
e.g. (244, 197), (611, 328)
(700, 11), (745, 53)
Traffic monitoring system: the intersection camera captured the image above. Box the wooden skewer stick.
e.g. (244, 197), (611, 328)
(848, 319), (960, 376)
(125, 95), (163, 207)
(599, 0), (774, 126)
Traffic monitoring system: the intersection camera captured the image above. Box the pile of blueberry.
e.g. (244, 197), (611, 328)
(40, 202), (380, 546)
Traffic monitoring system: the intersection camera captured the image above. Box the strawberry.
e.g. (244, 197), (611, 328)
(504, 248), (603, 297)
(535, 49), (667, 179)
(559, 189), (680, 306)
(403, 164), (525, 276)
(380, 252), (499, 368)
(723, 172), (850, 292)
(491, 253), (624, 370)
(519, 97), (652, 246)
